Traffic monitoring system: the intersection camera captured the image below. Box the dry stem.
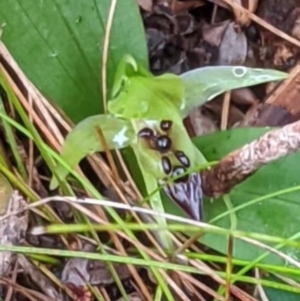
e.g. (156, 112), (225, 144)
(201, 120), (300, 197)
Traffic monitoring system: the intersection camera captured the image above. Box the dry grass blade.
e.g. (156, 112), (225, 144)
(0, 191), (297, 300)
(0, 41), (155, 300)
(101, 0), (117, 112)
(21, 195), (300, 299)
(254, 268), (269, 301)
(221, 91), (231, 130)
(265, 63), (300, 105)
(220, 0), (300, 48)
(0, 278), (60, 301)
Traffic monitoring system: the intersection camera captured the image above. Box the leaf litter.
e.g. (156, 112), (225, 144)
(1, 0), (300, 300)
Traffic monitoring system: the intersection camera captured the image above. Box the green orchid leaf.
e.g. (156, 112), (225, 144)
(131, 118), (206, 221)
(50, 115), (135, 189)
(108, 56), (183, 120)
(162, 127), (300, 266)
(0, 0), (148, 123)
(180, 66), (288, 118)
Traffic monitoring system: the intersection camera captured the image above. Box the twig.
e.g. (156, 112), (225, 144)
(219, 0), (300, 48)
(221, 91), (231, 130)
(201, 120), (300, 197)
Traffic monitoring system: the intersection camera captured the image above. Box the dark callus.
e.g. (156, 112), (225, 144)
(155, 135), (172, 151)
(138, 127), (154, 139)
(172, 166), (189, 183)
(174, 150), (190, 167)
(160, 120), (172, 131)
(161, 156), (172, 174)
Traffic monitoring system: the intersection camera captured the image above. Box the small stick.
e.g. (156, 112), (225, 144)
(201, 120), (300, 197)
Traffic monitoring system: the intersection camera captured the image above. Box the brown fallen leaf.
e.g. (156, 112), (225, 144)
(256, 0), (300, 33)
(61, 244), (132, 287)
(186, 109), (218, 137)
(217, 21), (247, 65)
(17, 254), (63, 300)
(241, 103), (298, 127)
(231, 0), (258, 27)
(255, 0), (300, 70)
(201, 20), (230, 47)
(231, 87), (258, 106)
(207, 0), (259, 26)
(242, 63), (300, 127)
(137, 0), (153, 12)
(291, 8), (300, 40)
(201, 20), (248, 65)
(169, 0), (205, 13)
(205, 99), (245, 127)
(0, 190), (28, 277)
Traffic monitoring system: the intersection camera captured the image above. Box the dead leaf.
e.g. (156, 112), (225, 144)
(231, 87), (259, 106)
(137, 0), (153, 11)
(201, 20), (230, 47)
(230, 0), (259, 26)
(18, 254), (63, 300)
(207, 0), (258, 26)
(291, 8), (300, 39)
(241, 103), (297, 127)
(61, 244), (132, 287)
(217, 22), (247, 65)
(186, 109), (218, 137)
(257, 0), (300, 33)
(170, 0), (205, 13)
(242, 63), (300, 127)
(0, 191), (28, 277)
(206, 99), (245, 127)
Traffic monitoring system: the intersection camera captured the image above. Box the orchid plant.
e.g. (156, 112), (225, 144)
(50, 55), (287, 248)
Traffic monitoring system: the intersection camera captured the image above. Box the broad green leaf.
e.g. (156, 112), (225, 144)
(191, 128), (300, 266)
(50, 115), (134, 189)
(265, 289), (300, 301)
(180, 66), (288, 117)
(264, 276), (300, 301)
(0, 0), (148, 122)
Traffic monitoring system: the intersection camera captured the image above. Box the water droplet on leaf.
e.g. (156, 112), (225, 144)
(48, 52), (58, 58)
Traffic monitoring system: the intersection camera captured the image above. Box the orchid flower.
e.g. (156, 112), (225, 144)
(50, 55), (287, 249)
